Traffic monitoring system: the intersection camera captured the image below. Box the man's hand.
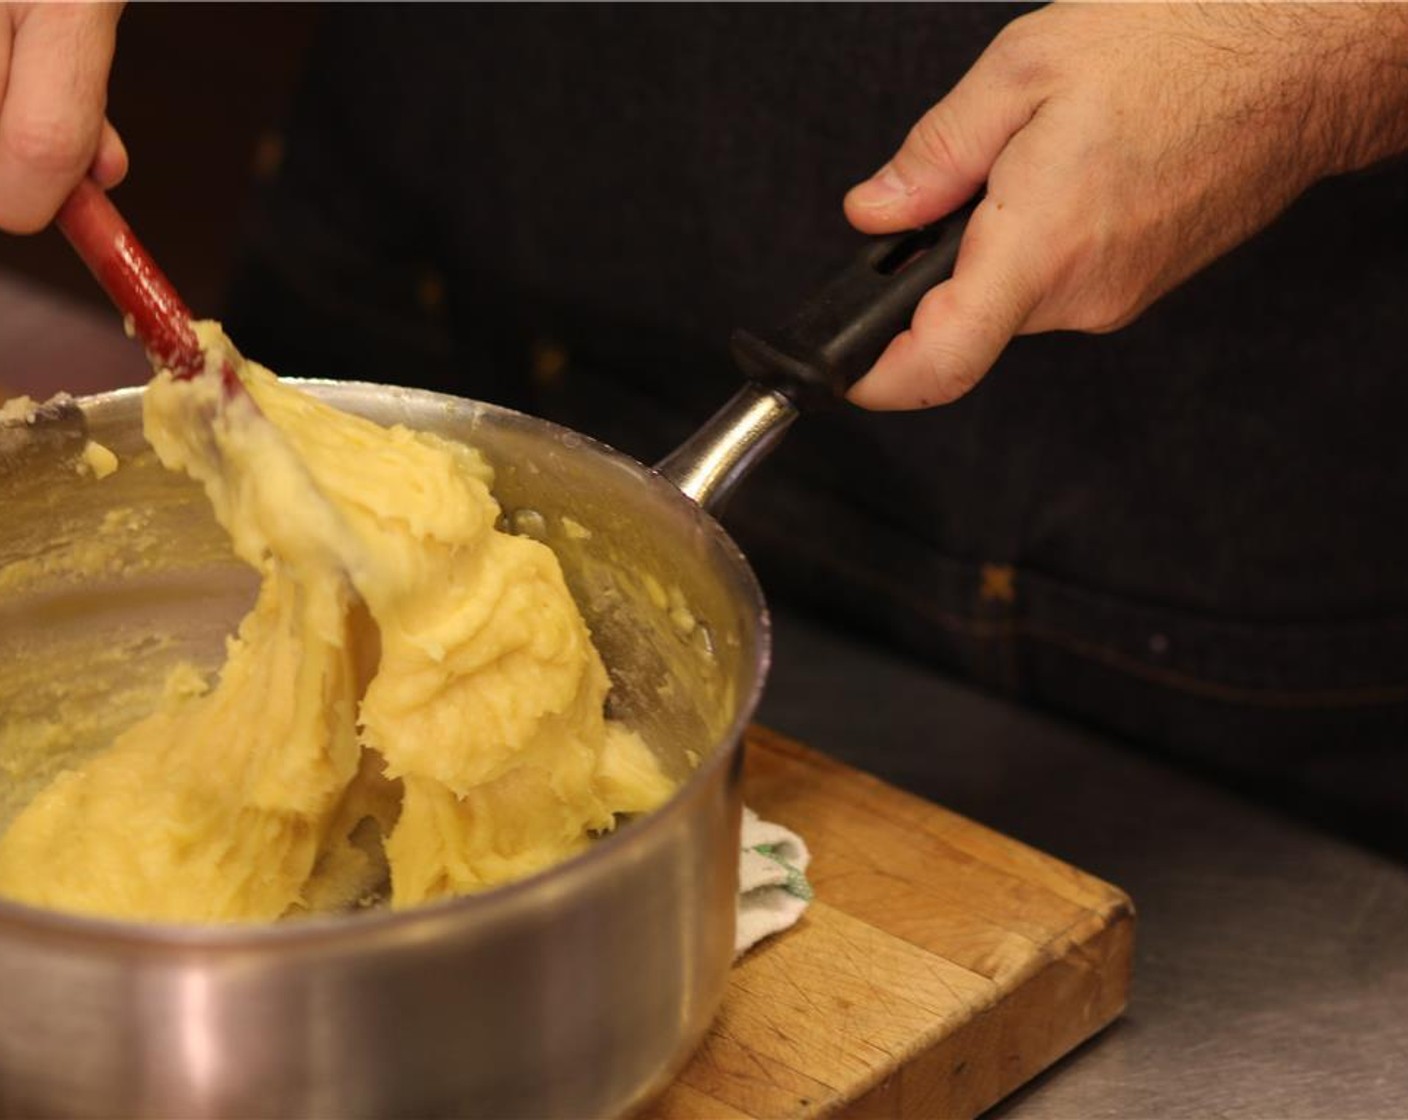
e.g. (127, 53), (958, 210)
(843, 3), (1408, 411)
(0, 2), (126, 234)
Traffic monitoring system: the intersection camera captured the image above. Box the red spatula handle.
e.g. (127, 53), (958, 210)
(56, 179), (205, 379)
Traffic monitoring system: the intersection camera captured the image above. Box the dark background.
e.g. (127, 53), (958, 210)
(0, 4), (321, 313)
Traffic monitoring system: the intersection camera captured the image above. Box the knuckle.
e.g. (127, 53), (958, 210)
(906, 106), (968, 175)
(0, 207), (50, 235)
(917, 344), (984, 406)
(1081, 299), (1143, 335)
(3, 115), (91, 176)
(1029, 217), (1146, 334)
(1064, 272), (1149, 334)
(948, 270), (1036, 340)
(986, 13), (1056, 87)
(910, 312), (992, 405)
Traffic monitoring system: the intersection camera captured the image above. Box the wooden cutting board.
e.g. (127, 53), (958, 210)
(643, 727), (1134, 1120)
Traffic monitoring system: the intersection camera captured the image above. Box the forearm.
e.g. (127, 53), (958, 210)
(1181, 3), (1408, 180)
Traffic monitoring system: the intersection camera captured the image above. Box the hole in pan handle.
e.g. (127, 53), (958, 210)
(729, 197), (978, 412)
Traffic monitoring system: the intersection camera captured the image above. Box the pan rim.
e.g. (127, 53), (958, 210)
(0, 380), (771, 951)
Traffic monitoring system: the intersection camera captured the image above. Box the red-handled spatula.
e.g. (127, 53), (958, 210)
(55, 178), (241, 396)
(52, 178), (358, 571)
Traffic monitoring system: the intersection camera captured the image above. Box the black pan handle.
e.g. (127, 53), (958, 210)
(729, 199), (976, 410)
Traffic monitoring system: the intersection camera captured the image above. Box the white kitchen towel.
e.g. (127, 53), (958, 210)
(736, 806), (813, 956)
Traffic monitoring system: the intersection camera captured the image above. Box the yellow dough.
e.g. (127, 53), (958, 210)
(0, 323), (675, 922)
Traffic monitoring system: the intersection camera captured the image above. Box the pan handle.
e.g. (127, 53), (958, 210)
(729, 198), (976, 411)
(658, 201), (974, 510)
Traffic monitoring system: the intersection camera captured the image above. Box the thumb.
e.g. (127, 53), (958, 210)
(844, 49), (1038, 233)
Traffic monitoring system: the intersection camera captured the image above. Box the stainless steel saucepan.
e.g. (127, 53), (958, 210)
(0, 204), (971, 1118)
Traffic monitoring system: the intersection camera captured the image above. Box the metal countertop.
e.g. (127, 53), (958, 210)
(759, 605), (1408, 1120)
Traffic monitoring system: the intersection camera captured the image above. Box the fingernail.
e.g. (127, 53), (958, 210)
(848, 163), (916, 209)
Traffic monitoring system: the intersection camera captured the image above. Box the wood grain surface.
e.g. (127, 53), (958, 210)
(644, 727), (1134, 1120)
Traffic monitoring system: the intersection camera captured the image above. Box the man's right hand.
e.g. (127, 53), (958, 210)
(0, 1), (126, 234)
